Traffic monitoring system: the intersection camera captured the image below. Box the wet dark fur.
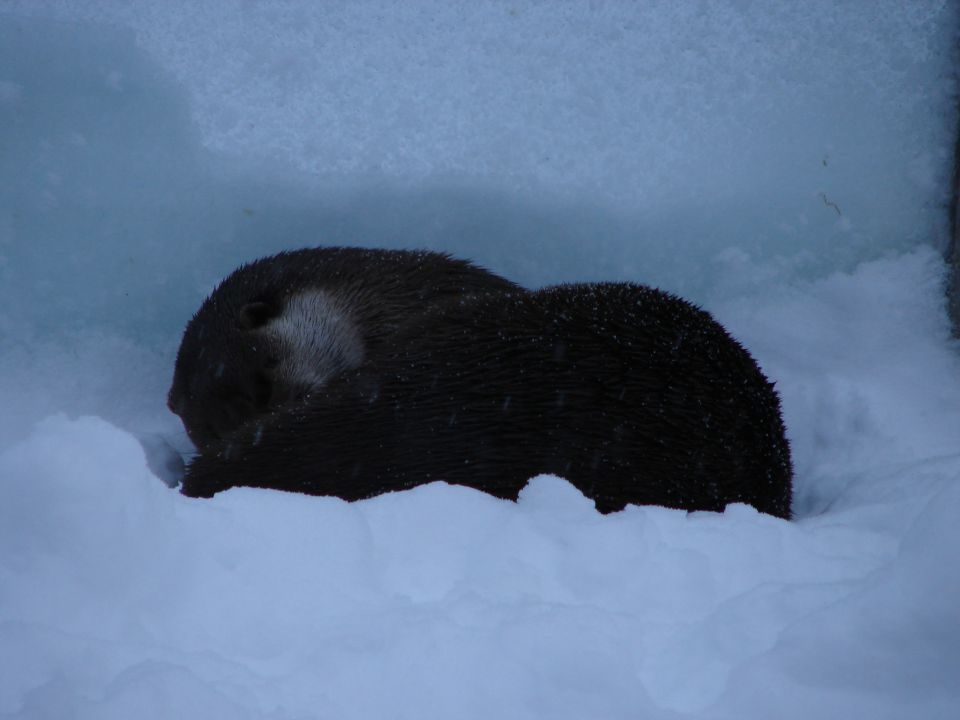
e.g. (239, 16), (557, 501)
(177, 279), (793, 518)
(168, 247), (520, 448)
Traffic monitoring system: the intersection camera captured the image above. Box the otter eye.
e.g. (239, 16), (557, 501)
(238, 299), (280, 330)
(253, 370), (273, 409)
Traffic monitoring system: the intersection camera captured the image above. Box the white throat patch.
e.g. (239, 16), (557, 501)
(267, 289), (365, 389)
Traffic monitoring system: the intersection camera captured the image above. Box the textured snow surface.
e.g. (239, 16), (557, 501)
(1, 2), (959, 718)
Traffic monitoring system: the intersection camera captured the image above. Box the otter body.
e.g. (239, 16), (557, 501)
(172, 261), (792, 518)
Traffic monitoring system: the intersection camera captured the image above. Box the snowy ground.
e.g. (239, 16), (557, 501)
(1, 2), (959, 719)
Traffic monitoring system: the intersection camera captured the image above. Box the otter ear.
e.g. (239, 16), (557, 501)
(238, 300), (280, 330)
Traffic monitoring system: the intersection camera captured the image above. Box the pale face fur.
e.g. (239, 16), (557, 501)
(265, 289), (366, 397)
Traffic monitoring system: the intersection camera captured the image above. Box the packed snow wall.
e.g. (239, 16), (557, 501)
(2, 3), (958, 330)
(1, 2), (957, 444)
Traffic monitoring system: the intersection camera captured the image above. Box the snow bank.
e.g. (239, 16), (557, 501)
(2, 251), (959, 719)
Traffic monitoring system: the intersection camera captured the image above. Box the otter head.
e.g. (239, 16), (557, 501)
(168, 289), (364, 449)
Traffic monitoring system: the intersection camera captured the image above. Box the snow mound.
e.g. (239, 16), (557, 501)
(3, 250), (960, 720)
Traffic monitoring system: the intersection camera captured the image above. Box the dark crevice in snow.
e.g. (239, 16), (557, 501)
(947, 9), (960, 335)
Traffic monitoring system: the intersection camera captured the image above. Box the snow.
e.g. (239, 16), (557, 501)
(1, 2), (960, 718)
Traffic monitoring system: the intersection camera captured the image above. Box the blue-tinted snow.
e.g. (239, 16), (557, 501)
(1, 2), (959, 718)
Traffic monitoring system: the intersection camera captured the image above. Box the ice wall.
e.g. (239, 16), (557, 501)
(1, 0), (957, 478)
(2, 2), (958, 332)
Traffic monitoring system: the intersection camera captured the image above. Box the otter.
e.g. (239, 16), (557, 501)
(172, 266), (793, 518)
(168, 247), (521, 449)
